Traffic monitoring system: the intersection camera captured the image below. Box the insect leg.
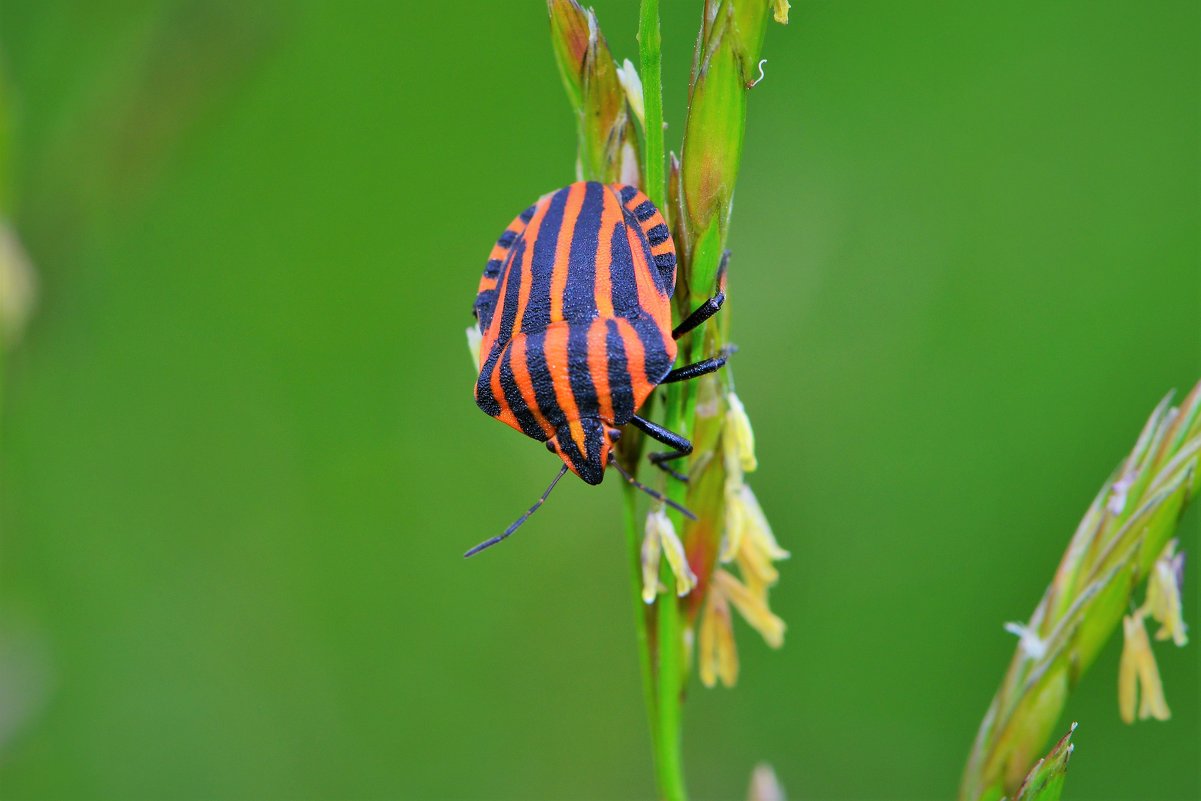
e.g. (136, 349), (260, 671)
(671, 292), (725, 340)
(660, 353), (727, 384)
(609, 456), (696, 519)
(671, 250), (731, 340)
(630, 414), (694, 482)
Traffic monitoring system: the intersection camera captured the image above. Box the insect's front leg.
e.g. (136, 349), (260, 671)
(630, 414), (693, 482)
(671, 250), (730, 340)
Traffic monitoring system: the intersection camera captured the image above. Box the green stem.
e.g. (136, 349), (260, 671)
(638, 0), (665, 212)
(637, 4), (688, 799)
(622, 483), (658, 757)
(655, 560), (686, 801)
(654, 330), (694, 801)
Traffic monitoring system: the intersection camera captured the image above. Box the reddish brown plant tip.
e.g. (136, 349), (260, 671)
(547, 0), (593, 65)
(547, 0), (637, 184)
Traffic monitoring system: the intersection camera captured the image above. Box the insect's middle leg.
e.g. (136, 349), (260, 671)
(630, 414), (693, 482)
(661, 352), (728, 384)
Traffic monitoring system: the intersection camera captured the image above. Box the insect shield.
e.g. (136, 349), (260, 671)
(466, 181), (728, 556)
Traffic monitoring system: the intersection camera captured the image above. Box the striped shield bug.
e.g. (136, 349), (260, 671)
(466, 181), (727, 556)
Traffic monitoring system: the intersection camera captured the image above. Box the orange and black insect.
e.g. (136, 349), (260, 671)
(466, 181), (726, 557)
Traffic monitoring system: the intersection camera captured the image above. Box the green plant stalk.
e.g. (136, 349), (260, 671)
(667, 0), (773, 574)
(623, 484), (659, 758)
(669, 0), (773, 451)
(654, 279), (694, 801)
(638, 0), (665, 212)
(635, 4), (689, 800)
(655, 556), (687, 801)
(550, 3), (778, 796)
(650, 2), (776, 796)
(547, 2), (681, 794)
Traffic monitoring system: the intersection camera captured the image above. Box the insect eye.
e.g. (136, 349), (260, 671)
(545, 440), (556, 453)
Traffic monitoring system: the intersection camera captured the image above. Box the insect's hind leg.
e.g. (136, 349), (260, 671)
(630, 414), (693, 482)
(671, 250), (731, 340)
(639, 349), (730, 477)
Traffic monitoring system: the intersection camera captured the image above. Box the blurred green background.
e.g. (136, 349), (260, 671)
(0, 1), (1197, 799)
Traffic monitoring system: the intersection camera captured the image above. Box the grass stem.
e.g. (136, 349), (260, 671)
(655, 558), (687, 801)
(638, 0), (665, 212)
(622, 483), (659, 758)
(636, 3), (688, 798)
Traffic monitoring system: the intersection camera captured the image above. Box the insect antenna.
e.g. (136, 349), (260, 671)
(464, 464), (570, 558)
(608, 456), (697, 520)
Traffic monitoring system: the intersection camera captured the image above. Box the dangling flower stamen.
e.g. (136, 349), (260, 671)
(1140, 540), (1188, 647)
(772, 0), (791, 25)
(1119, 612), (1171, 723)
(698, 590), (738, 688)
(724, 392), (758, 474)
(712, 569), (786, 648)
(642, 507), (697, 603)
(641, 512), (663, 603)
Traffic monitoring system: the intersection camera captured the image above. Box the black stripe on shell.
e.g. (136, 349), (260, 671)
(523, 329), (565, 430)
(499, 344), (547, 440)
(475, 348), (502, 417)
(567, 320), (600, 420)
(646, 223), (670, 246)
(604, 319), (635, 424)
(496, 237), (527, 347)
(608, 218), (640, 318)
(473, 288), (497, 330)
(633, 200), (656, 222)
(563, 182), (603, 322)
(521, 187), (570, 335)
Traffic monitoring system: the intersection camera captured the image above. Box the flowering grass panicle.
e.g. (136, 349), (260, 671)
(961, 381), (1201, 800)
